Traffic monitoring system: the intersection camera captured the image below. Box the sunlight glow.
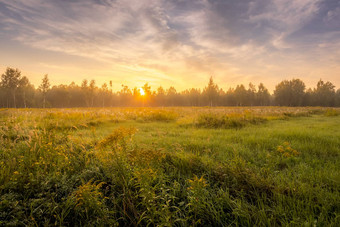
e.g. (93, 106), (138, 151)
(139, 88), (145, 96)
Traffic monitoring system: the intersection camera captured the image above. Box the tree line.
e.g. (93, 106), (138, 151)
(1, 67), (339, 108)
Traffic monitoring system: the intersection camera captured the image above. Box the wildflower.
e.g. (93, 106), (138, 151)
(276, 142), (300, 158)
(188, 175), (208, 190)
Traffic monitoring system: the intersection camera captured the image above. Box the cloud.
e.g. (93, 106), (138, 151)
(0, 0), (339, 89)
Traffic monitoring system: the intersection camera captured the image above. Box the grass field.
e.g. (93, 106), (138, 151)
(0, 107), (339, 226)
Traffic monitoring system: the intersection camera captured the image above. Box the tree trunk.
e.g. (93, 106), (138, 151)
(23, 90), (27, 108)
(13, 90), (16, 108)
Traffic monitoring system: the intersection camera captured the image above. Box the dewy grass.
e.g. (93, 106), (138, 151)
(0, 107), (339, 226)
(195, 112), (267, 129)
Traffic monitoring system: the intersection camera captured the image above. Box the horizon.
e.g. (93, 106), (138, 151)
(1, 66), (339, 94)
(0, 0), (339, 91)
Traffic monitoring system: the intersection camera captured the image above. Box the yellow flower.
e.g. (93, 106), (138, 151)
(283, 152), (291, 158)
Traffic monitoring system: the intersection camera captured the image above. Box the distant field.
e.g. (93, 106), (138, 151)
(0, 107), (339, 226)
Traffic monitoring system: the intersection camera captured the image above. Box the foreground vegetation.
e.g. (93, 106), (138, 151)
(0, 107), (339, 226)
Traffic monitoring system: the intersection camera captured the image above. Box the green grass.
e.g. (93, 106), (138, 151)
(0, 107), (339, 226)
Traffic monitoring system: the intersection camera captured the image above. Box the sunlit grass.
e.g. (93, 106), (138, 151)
(0, 107), (339, 225)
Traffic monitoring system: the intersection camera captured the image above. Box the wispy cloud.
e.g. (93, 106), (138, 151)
(0, 0), (339, 89)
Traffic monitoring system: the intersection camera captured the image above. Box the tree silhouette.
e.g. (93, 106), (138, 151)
(274, 79), (305, 106)
(0, 67), (339, 108)
(38, 74), (50, 108)
(18, 76), (32, 108)
(1, 68), (21, 108)
(257, 83), (270, 106)
(89, 80), (96, 107)
(314, 79), (335, 106)
(167, 86), (177, 106)
(203, 76), (219, 106)
(234, 84), (248, 106)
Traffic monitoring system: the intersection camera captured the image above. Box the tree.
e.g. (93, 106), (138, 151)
(256, 83), (271, 106)
(68, 82), (84, 107)
(100, 83), (109, 107)
(0, 67), (21, 108)
(18, 76), (33, 108)
(336, 89), (340, 107)
(109, 80), (113, 106)
(224, 87), (236, 106)
(166, 86), (178, 106)
(1, 67), (339, 108)
(203, 76), (219, 106)
(188, 88), (201, 106)
(89, 80), (96, 107)
(313, 79), (335, 106)
(155, 86), (166, 106)
(81, 79), (90, 107)
(234, 84), (248, 106)
(0, 85), (5, 107)
(274, 79), (305, 106)
(290, 79), (306, 106)
(39, 74), (50, 108)
(119, 84), (132, 106)
(47, 85), (70, 108)
(247, 83), (256, 106)
(142, 83), (152, 106)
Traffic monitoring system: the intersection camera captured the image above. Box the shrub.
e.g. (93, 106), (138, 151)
(324, 108), (339, 116)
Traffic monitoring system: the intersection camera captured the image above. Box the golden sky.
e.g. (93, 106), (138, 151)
(0, 0), (339, 92)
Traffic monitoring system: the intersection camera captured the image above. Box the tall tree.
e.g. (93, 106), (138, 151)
(203, 76), (219, 106)
(39, 74), (50, 108)
(224, 88), (236, 106)
(0, 67), (21, 108)
(290, 79), (306, 106)
(314, 79), (335, 106)
(119, 84), (132, 106)
(274, 79), (305, 106)
(166, 86), (178, 106)
(142, 83), (152, 106)
(89, 80), (96, 107)
(81, 79), (90, 107)
(188, 88), (201, 106)
(336, 89), (340, 107)
(234, 84), (248, 106)
(155, 86), (166, 106)
(256, 83), (270, 106)
(18, 76), (34, 108)
(100, 83), (109, 107)
(48, 85), (70, 108)
(109, 80), (113, 107)
(248, 83), (256, 106)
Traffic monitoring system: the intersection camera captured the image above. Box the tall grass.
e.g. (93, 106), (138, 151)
(195, 111), (267, 129)
(0, 107), (339, 226)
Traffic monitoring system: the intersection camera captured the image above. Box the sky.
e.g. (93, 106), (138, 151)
(0, 0), (339, 92)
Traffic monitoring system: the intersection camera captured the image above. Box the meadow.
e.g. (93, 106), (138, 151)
(0, 107), (339, 226)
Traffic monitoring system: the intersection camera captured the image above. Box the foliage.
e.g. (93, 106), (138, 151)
(274, 79), (306, 106)
(203, 76), (219, 106)
(1, 67), (340, 108)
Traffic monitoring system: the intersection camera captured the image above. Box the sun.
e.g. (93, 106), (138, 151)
(139, 88), (145, 96)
